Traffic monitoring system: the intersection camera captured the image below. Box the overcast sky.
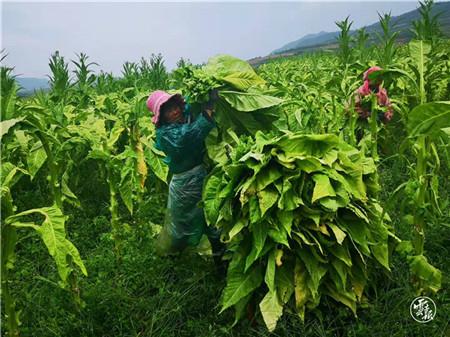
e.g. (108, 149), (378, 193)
(1, 1), (420, 78)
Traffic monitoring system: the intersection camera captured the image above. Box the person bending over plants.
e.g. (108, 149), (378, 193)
(354, 66), (394, 123)
(146, 89), (225, 266)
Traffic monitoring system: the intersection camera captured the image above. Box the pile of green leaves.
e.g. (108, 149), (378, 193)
(172, 55), (285, 145)
(203, 131), (395, 331)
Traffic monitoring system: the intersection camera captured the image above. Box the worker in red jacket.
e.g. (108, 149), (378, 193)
(354, 66), (393, 123)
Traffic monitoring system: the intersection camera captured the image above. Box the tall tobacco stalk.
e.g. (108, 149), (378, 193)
(369, 96), (379, 162)
(398, 102), (449, 293)
(376, 12), (398, 68)
(1, 172), (21, 337)
(411, 0), (443, 47)
(335, 17), (353, 66)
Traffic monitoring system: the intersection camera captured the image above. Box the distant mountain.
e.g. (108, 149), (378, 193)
(16, 77), (50, 96)
(272, 31), (339, 54)
(269, 2), (450, 56)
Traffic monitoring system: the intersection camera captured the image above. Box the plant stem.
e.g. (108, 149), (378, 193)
(1, 193), (20, 337)
(106, 164), (122, 262)
(35, 132), (62, 209)
(413, 136), (428, 255)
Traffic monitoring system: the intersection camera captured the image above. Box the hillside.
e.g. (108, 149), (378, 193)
(16, 77), (50, 96)
(249, 2), (450, 65)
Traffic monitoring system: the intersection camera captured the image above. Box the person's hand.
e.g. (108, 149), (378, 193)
(209, 89), (219, 103)
(203, 89), (219, 111)
(204, 108), (214, 118)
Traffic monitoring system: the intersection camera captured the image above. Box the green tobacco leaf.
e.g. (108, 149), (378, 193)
(258, 186), (278, 216)
(253, 222), (268, 260)
(220, 91), (283, 112)
(395, 240), (413, 255)
(409, 40), (431, 103)
(348, 175), (367, 201)
(61, 164), (80, 207)
(27, 141), (47, 180)
(87, 149), (109, 161)
(367, 68), (417, 89)
(119, 155), (135, 215)
(407, 101), (450, 139)
(232, 294), (251, 327)
(14, 129), (30, 151)
(346, 204), (369, 223)
(228, 218), (247, 241)
(1, 162), (29, 188)
(276, 262), (295, 304)
(312, 174), (336, 203)
(259, 290), (283, 332)
(338, 217), (369, 255)
(331, 258), (348, 290)
(278, 178), (302, 211)
(203, 173), (224, 225)
(265, 249), (276, 293)
(146, 148), (169, 183)
(255, 165), (283, 191)
(325, 283), (356, 315)
(408, 255), (441, 293)
(319, 197), (340, 211)
(328, 223), (347, 245)
(1, 75), (19, 120)
(277, 210), (294, 237)
(298, 250), (327, 301)
(69, 117), (107, 143)
(248, 195), (261, 223)
(300, 206), (321, 226)
(215, 101), (267, 135)
(330, 242), (352, 267)
(221, 260), (263, 312)
(296, 157), (323, 173)
(245, 222), (268, 271)
(350, 260), (367, 302)
(360, 157), (377, 175)
(268, 227), (290, 247)
(107, 124), (125, 149)
(0, 117), (23, 139)
(205, 135), (229, 166)
(280, 134), (340, 156)
(371, 243), (390, 270)
(221, 71), (266, 91)
(7, 205), (87, 283)
(204, 54), (263, 79)
(441, 127), (450, 136)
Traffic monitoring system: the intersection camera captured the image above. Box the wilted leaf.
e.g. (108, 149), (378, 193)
(259, 290), (283, 332)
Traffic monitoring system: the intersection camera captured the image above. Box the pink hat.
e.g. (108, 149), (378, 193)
(363, 66), (382, 82)
(146, 90), (184, 125)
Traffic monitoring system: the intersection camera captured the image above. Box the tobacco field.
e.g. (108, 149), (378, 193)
(1, 3), (449, 336)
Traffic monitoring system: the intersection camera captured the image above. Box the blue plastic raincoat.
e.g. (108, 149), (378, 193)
(155, 111), (222, 254)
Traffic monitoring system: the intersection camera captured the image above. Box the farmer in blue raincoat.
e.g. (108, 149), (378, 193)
(146, 90), (225, 264)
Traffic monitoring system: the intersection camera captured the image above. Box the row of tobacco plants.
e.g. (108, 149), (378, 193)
(1, 1), (449, 334)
